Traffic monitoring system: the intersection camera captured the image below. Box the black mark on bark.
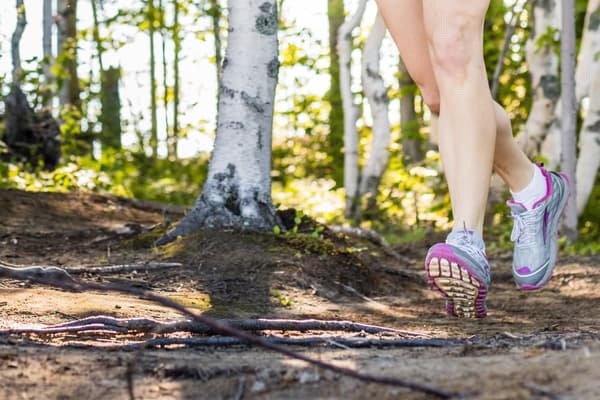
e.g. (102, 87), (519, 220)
(256, 2), (277, 35)
(221, 85), (236, 99)
(267, 57), (280, 79)
(241, 91), (265, 113)
(539, 75), (560, 100)
(226, 121), (244, 130)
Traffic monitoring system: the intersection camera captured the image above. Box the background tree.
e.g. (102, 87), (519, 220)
(327, 0), (345, 186)
(56, 0), (81, 111)
(158, 0), (280, 244)
(561, 0), (578, 241)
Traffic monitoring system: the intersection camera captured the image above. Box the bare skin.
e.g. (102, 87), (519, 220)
(376, 0), (534, 232)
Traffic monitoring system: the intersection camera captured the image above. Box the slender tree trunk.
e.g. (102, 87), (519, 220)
(358, 12), (390, 213)
(576, 65), (600, 216)
(149, 0), (159, 157)
(518, 0), (561, 157)
(338, 0), (367, 219)
(100, 68), (122, 150)
(209, 0), (223, 111)
(159, 0), (171, 157)
(541, 0), (600, 169)
(42, 0), (53, 109)
(575, 0), (600, 102)
(171, 0), (181, 157)
(91, 0), (121, 151)
(398, 56), (422, 165)
(56, 0), (80, 110)
(575, 0), (600, 215)
(560, 0), (578, 242)
(327, 0), (345, 186)
(158, 0), (280, 245)
(491, 2), (523, 100)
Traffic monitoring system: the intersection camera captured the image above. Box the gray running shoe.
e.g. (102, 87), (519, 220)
(508, 166), (570, 290)
(425, 228), (491, 318)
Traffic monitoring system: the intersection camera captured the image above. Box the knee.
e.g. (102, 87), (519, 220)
(420, 85), (440, 114)
(427, 18), (480, 80)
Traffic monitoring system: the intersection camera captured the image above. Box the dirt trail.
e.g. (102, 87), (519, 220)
(1, 189), (599, 399)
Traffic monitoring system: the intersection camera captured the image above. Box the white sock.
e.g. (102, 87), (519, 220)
(510, 164), (548, 210)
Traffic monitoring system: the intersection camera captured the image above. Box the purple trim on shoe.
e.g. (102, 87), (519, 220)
(532, 165), (552, 209)
(425, 244), (487, 318)
(542, 208), (549, 244)
(507, 199), (527, 209)
(521, 284), (542, 291)
(516, 266), (532, 275)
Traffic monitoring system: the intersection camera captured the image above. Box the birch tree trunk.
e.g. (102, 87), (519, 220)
(518, 0), (561, 157)
(575, 0), (600, 215)
(560, 0), (578, 242)
(171, 0), (181, 156)
(148, 0), (159, 157)
(157, 0), (280, 245)
(541, 0), (600, 169)
(42, 0), (53, 109)
(358, 12), (390, 210)
(576, 65), (600, 216)
(338, 0), (367, 218)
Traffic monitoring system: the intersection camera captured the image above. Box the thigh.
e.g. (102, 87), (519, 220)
(376, 0), (438, 106)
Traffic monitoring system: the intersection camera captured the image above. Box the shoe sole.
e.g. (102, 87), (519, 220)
(425, 244), (487, 318)
(515, 172), (570, 290)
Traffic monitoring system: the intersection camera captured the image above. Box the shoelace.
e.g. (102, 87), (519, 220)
(510, 207), (544, 247)
(447, 225), (488, 272)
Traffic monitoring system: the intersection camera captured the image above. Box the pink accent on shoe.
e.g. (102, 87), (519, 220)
(425, 244), (488, 318)
(521, 283), (542, 291)
(542, 208), (550, 244)
(507, 199), (527, 209)
(531, 165), (552, 209)
(516, 266), (532, 275)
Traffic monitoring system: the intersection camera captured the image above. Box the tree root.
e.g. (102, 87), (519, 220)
(2, 315), (428, 337)
(59, 336), (462, 351)
(0, 262), (464, 399)
(0, 261), (182, 276)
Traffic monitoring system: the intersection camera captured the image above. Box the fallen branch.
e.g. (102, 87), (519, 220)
(0, 263), (461, 399)
(5, 315), (428, 337)
(65, 262), (183, 275)
(57, 336), (463, 351)
(0, 261), (182, 276)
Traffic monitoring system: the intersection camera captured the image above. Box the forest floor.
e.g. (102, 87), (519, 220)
(1, 189), (600, 400)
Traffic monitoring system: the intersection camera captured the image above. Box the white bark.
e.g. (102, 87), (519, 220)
(542, 0), (600, 169)
(56, 0), (69, 107)
(11, 0), (26, 85)
(576, 65), (600, 215)
(359, 12), (390, 202)
(518, 0), (561, 157)
(43, 0), (53, 108)
(338, 0), (367, 218)
(575, 0), (600, 102)
(560, 0), (578, 242)
(158, 0), (279, 244)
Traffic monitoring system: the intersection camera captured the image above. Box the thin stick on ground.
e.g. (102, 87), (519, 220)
(53, 336), (463, 351)
(1, 315), (429, 337)
(0, 260), (183, 275)
(0, 263), (463, 399)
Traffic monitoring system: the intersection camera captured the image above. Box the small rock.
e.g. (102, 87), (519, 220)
(250, 380), (267, 393)
(297, 370), (320, 384)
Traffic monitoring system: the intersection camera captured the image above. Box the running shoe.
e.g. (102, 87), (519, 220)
(508, 167), (570, 290)
(425, 228), (491, 318)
